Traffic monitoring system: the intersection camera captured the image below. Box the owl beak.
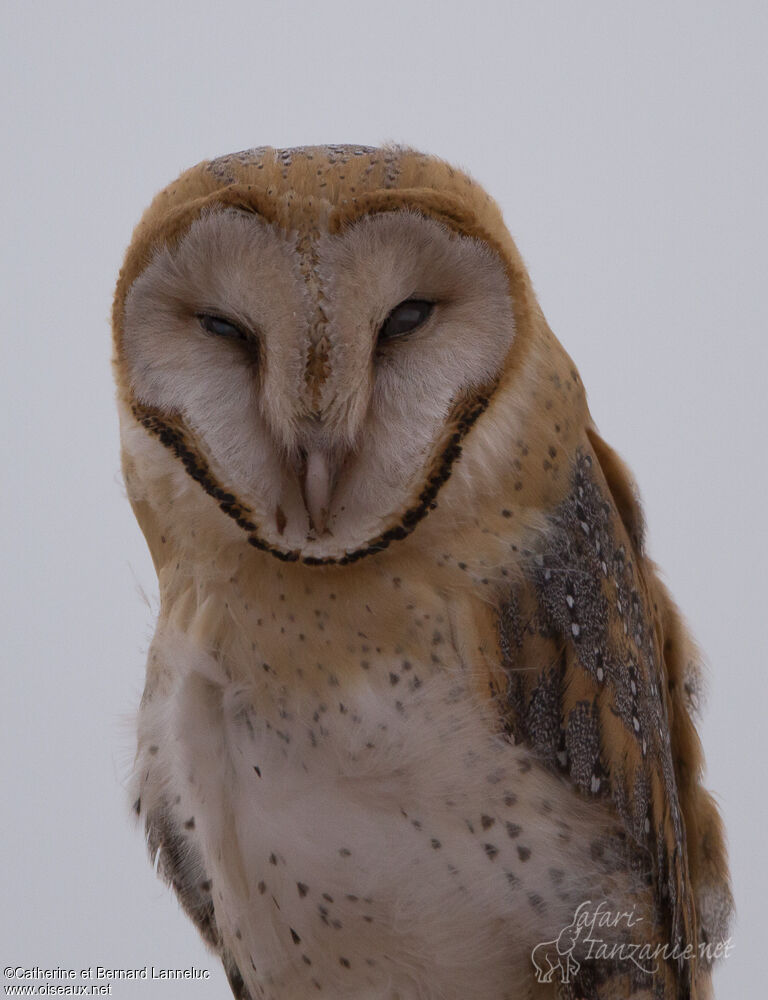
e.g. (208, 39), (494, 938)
(303, 449), (333, 536)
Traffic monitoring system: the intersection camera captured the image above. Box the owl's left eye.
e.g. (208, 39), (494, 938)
(197, 313), (249, 341)
(378, 299), (434, 342)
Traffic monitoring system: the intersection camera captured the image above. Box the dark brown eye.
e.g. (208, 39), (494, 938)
(197, 313), (248, 341)
(378, 299), (434, 342)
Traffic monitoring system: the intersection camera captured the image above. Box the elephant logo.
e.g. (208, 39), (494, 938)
(530, 906), (585, 984)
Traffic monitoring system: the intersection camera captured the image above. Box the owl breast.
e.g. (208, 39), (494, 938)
(134, 564), (636, 1000)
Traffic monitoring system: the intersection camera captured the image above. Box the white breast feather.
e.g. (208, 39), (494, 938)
(134, 605), (642, 1000)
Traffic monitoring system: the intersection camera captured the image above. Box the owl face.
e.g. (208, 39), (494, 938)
(122, 204), (515, 562)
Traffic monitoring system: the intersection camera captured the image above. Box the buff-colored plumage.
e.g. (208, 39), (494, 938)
(113, 145), (731, 999)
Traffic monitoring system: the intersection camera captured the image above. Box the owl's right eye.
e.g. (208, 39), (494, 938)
(197, 313), (249, 341)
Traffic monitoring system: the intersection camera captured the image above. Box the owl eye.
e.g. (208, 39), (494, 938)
(378, 299), (434, 342)
(197, 313), (249, 341)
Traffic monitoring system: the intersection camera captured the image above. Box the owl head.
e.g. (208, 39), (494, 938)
(113, 145), (567, 567)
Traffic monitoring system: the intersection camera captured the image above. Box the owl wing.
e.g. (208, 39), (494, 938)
(145, 803), (253, 999)
(491, 427), (731, 998)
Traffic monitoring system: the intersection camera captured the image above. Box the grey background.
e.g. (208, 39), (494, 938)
(2, 1), (764, 996)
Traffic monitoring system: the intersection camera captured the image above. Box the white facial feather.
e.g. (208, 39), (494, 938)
(121, 208), (515, 558)
(318, 212), (514, 542)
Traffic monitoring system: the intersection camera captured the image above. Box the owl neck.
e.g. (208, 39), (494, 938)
(151, 520), (526, 697)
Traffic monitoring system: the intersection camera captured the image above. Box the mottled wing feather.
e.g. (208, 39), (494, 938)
(145, 804), (252, 999)
(493, 432), (729, 997)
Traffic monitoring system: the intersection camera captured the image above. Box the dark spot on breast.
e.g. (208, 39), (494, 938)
(517, 845), (532, 861)
(484, 843), (499, 860)
(590, 839), (605, 861)
(184, 817), (195, 830)
(290, 928), (301, 945)
(481, 814), (495, 830)
(528, 893), (546, 912)
(297, 882), (309, 897)
(506, 822), (521, 839)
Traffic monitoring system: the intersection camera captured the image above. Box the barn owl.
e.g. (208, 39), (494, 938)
(113, 144), (732, 999)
